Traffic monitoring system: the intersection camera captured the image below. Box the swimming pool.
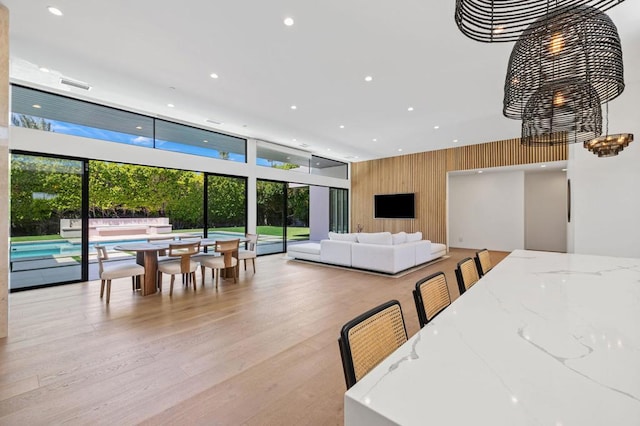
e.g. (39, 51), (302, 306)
(10, 232), (244, 261)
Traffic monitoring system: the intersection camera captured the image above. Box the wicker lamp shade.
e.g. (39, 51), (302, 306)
(503, 5), (624, 120)
(521, 79), (602, 146)
(455, 0), (626, 43)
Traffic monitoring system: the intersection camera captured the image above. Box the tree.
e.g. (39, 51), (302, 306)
(11, 114), (53, 131)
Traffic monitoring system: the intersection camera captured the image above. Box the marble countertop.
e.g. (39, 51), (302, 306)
(344, 250), (640, 426)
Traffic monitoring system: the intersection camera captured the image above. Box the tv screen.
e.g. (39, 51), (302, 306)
(374, 193), (415, 219)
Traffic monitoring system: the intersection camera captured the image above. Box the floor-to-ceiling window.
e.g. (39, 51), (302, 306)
(9, 86), (349, 282)
(9, 153), (87, 289)
(287, 183), (310, 245)
(87, 161), (205, 280)
(256, 179), (287, 255)
(330, 188), (349, 232)
(206, 174), (247, 238)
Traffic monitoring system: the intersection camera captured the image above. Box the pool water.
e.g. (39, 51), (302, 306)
(10, 240), (140, 260)
(10, 233), (243, 261)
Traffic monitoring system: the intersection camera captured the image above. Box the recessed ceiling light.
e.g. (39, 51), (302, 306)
(478, 170), (483, 174)
(32, 104), (42, 109)
(135, 126), (142, 130)
(339, 125), (345, 129)
(284, 17), (294, 26)
(290, 105), (297, 110)
(48, 6), (63, 16)
(434, 125), (440, 130)
(355, 156), (359, 159)
(167, 103), (175, 108)
(541, 164), (547, 168)
(209, 73), (219, 79)
(203, 139), (208, 143)
(453, 139), (458, 143)
(286, 156), (291, 160)
(327, 148), (331, 151)
(562, 168), (567, 172)
(316, 162), (320, 166)
(372, 138), (377, 142)
(292, 138), (297, 142)
(39, 67), (50, 73)
(364, 76), (373, 82)
(407, 107), (414, 112)
(398, 148), (403, 152)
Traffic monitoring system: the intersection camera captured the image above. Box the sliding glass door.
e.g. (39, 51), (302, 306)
(10, 153), (87, 289)
(256, 179), (286, 255)
(206, 174), (247, 239)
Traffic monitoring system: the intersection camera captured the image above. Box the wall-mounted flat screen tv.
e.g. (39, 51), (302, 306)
(374, 193), (415, 219)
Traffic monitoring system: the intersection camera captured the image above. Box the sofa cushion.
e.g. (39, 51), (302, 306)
(288, 243), (321, 255)
(392, 232), (407, 245)
(406, 232), (422, 242)
(320, 240), (353, 266)
(328, 232), (358, 242)
(357, 232), (392, 245)
(351, 241), (416, 273)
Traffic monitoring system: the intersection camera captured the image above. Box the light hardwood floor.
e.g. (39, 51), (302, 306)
(0, 248), (508, 425)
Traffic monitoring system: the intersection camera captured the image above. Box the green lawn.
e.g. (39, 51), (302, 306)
(10, 234), (63, 242)
(213, 226), (309, 239)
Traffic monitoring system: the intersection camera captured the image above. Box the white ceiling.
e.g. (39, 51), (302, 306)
(4, 1), (640, 162)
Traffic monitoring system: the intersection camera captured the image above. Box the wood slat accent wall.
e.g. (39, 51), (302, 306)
(351, 138), (567, 244)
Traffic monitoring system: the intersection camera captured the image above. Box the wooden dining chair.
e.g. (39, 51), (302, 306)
(338, 300), (408, 389)
(455, 257), (479, 296)
(95, 245), (145, 304)
(474, 248), (493, 277)
(157, 241), (201, 295)
(199, 239), (240, 288)
(237, 233), (258, 273)
(413, 271), (451, 328)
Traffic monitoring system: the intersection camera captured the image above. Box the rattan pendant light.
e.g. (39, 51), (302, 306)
(503, 5), (624, 120)
(455, 0), (626, 43)
(521, 79), (602, 145)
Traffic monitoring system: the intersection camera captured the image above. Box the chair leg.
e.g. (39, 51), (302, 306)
(233, 265), (237, 283)
(244, 259), (247, 271)
(100, 279), (105, 298)
(192, 272), (197, 291)
(157, 271), (163, 292)
(201, 265), (206, 287)
(215, 269), (219, 288)
(131, 276), (135, 291)
(252, 258), (256, 273)
(106, 279), (112, 304)
(170, 275), (175, 296)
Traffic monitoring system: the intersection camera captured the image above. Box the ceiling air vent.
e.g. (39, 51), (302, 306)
(60, 77), (92, 91)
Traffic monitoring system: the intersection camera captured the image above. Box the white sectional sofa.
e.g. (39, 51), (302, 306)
(287, 231), (447, 274)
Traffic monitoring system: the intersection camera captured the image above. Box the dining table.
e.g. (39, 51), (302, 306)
(113, 236), (247, 296)
(344, 249), (640, 426)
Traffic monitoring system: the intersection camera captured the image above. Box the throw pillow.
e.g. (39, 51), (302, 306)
(328, 232), (358, 242)
(357, 232), (393, 245)
(405, 232), (422, 242)
(392, 232), (407, 245)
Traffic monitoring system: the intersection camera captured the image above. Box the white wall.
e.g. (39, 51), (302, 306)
(524, 171), (567, 252)
(309, 186), (329, 241)
(567, 78), (640, 258)
(448, 170), (525, 251)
